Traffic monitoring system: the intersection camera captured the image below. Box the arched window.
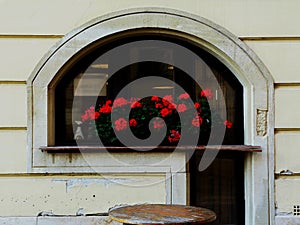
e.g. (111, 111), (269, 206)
(29, 9), (273, 225)
(50, 32), (245, 224)
(51, 34), (244, 147)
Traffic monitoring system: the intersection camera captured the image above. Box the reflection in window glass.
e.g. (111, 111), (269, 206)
(54, 36), (243, 146)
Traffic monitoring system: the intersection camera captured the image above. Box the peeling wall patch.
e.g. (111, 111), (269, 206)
(256, 109), (268, 136)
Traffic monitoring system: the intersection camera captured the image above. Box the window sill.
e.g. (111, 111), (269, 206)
(40, 145), (262, 153)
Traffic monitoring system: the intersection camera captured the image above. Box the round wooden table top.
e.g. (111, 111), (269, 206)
(109, 204), (216, 225)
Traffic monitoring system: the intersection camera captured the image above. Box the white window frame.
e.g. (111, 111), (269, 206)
(28, 8), (275, 225)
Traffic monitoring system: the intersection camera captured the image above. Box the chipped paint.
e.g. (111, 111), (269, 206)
(0, 216), (122, 225)
(0, 176), (166, 216)
(51, 177), (152, 193)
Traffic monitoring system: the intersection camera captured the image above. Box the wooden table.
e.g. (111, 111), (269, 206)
(108, 204), (216, 225)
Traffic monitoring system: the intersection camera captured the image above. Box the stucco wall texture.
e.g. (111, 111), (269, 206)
(0, 1), (299, 224)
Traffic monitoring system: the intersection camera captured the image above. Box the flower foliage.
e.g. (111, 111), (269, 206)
(80, 89), (232, 145)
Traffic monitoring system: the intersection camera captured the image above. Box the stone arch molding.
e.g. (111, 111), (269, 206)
(28, 8), (274, 225)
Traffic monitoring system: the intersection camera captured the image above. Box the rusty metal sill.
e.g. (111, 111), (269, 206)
(40, 145), (262, 153)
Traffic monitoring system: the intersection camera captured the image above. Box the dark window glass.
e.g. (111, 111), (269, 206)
(54, 35), (243, 146)
(189, 151), (245, 225)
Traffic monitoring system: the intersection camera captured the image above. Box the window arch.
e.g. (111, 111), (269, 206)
(51, 32), (244, 146)
(28, 8), (274, 225)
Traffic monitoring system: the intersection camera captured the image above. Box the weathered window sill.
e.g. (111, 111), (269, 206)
(40, 145), (262, 153)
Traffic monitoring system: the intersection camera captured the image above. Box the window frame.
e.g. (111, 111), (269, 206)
(28, 8), (274, 225)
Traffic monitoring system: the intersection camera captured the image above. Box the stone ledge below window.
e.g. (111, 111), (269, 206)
(40, 145), (262, 153)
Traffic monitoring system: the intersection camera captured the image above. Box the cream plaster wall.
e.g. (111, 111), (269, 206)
(245, 40), (300, 83)
(0, 38), (59, 81)
(246, 39), (300, 218)
(0, 0), (299, 223)
(275, 86), (300, 128)
(275, 131), (300, 173)
(0, 130), (27, 173)
(0, 0), (299, 37)
(0, 84), (26, 127)
(276, 178), (300, 214)
(0, 175), (166, 216)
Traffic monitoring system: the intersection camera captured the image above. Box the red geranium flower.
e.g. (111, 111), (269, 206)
(114, 118), (127, 131)
(168, 103), (177, 110)
(200, 89), (213, 99)
(162, 99), (169, 106)
(99, 105), (112, 113)
(155, 103), (163, 109)
(151, 96), (160, 101)
(160, 108), (172, 117)
(162, 95), (173, 106)
(179, 93), (190, 100)
(129, 118), (138, 127)
(177, 103), (187, 113)
(194, 102), (201, 109)
(81, 113), (89, 122)
(224, 120), (233, 128)
(153, 119), (165, 129)
(81, 106), (100, 121)
(93, 112), (100, 120)
(168, 130), (181, 143)
(192, 115), (203, 127)
(163, 95), (173, 103)
(105, 100), (112, 106)
(131, 101), (142, 108)
(113, 97), (128, 108)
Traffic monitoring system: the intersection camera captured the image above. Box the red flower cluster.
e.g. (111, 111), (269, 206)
(179, 93), (190, 100)
(81, 106), (100, 122)
(114, 118), (127, 131)
(162, 95), (173, 103)
(81, 100), (112, 121)
(151, 95), (177, 117)
(168, 130), (181, 143)
(160, 108), (172, 117)
(99, 104), (112, 113)
(131, 101), (142, 109)
(201, 89), (213, 99)
(153, 118), (165, 129)
(192, 115), (203, 127)
(113, 97), (127, 108)
(151, 96), (160, 101)
(194, 102), (201, 109)
(129, 118), (138, 127)
(81, 89), (233, 145)
(177, 103), (187, 113)
(224, 120), (233, 128)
